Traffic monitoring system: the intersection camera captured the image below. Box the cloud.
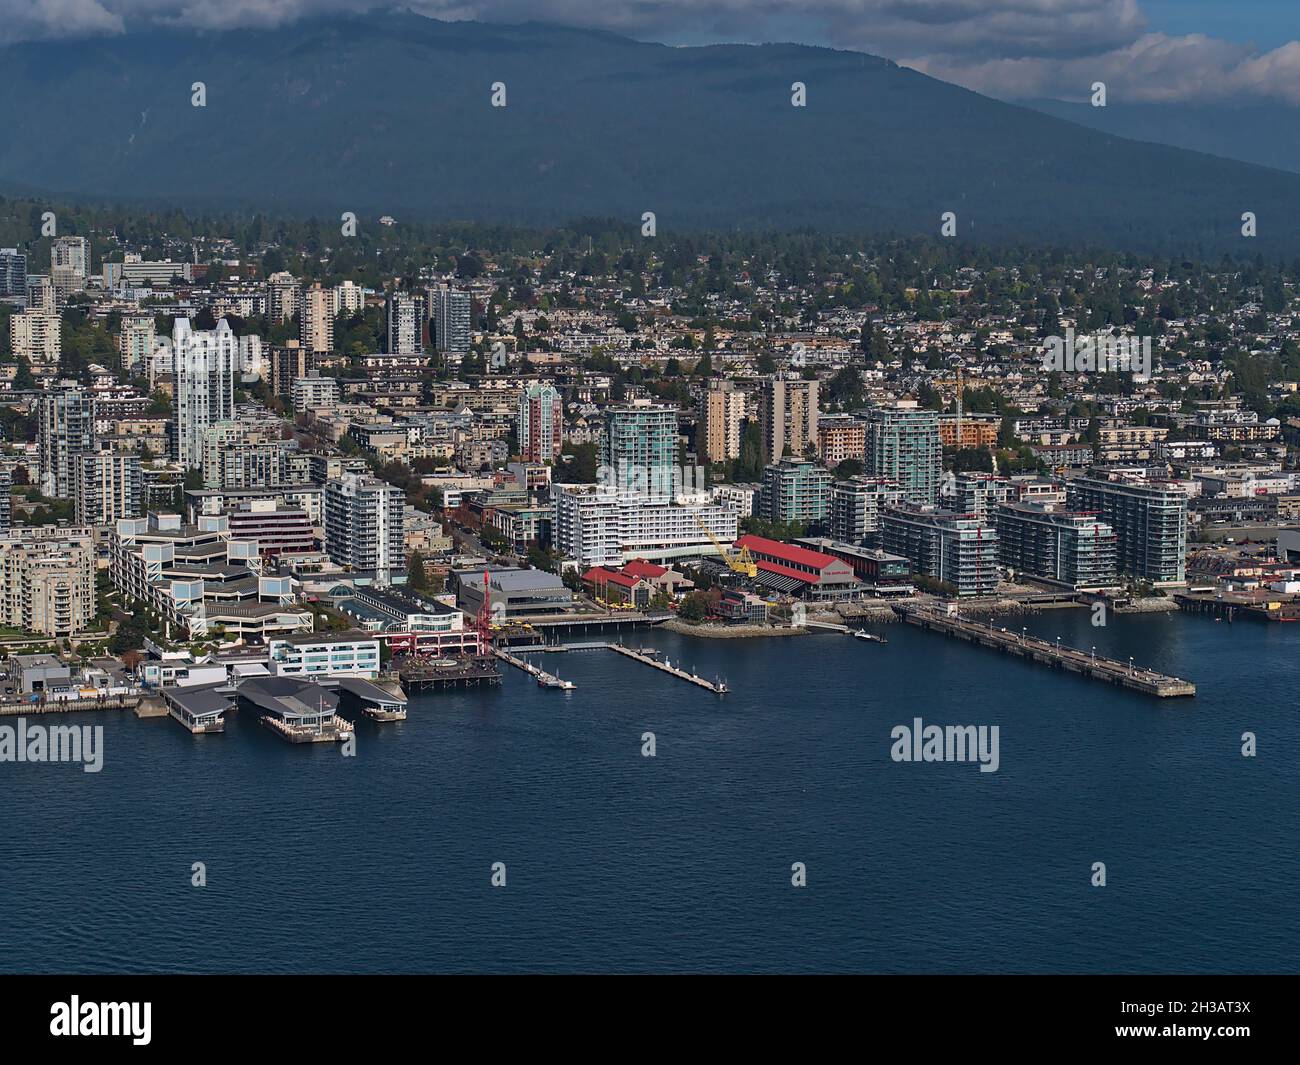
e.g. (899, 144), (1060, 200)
(1, 0), (124, 42)
(3, 0), (1300, 106)
(903, 31), (1300, 106)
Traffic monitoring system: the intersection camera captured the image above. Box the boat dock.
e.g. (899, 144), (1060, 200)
(894, 605), (1196, 698)
(607, 644), (728, 694)
(1174, 592), (1300, 623)
(396, 655), (502, 692)
(510, 642), (727, 693)
(493, 648), (575, 689)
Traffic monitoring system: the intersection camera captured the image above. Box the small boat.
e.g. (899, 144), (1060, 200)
(853, 630), (888, 644)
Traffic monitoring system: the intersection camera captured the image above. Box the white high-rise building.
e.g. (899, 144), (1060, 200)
(335, 280), (366, 315)
(324, 474), (405, 585)
(551, 483), (738, 568)
(386, 292), (424, 354)
(74, 450), (143, 526)
(174, 317), (237, 470)
(432, 285), (472, 354)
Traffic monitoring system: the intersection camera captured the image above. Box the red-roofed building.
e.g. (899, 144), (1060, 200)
(582, 566), (652, 607)
(733, 534), (861, 600)
(622, 559), (666, 580)
(623, 558), (694, 595)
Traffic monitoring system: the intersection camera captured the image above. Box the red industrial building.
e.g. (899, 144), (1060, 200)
(733, 534), (861, 600)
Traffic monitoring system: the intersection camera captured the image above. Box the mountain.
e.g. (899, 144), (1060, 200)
(1023, 98), (1300, 178)
(5, 13), (1300, 252)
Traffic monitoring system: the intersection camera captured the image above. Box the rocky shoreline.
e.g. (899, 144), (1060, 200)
(660, 619), (807, 639)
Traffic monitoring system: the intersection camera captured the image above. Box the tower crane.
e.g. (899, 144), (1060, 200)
(695, 516), (758, 578)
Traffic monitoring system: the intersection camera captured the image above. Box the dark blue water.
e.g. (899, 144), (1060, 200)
(2, 610), (1295, 973)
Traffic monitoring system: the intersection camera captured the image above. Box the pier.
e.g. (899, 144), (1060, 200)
(493, 648), (575, 689)
(161, 685), (230, 734)
(1174, 592), (1300, 623)
(607, 644), (728, 694)
(894, 605), (1195, 698)
(0, 693), (142, 716)
(396, 655), (502, 692)
(332, 677), (408, 721)
(237, 676), (354, 743)
(512, 642), (728, 693)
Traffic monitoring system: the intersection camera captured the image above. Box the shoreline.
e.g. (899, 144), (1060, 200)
(659, 619), (808, 639)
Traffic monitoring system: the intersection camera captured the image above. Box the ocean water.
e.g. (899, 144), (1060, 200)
(1, 609), (1295, 973)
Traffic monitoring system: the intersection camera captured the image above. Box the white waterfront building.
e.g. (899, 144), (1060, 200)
(552, 483), (739, 568)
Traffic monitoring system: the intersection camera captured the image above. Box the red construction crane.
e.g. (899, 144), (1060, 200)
(474, 568), (494, 653)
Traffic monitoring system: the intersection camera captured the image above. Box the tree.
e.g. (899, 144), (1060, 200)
(677, 591), (710, 623)
(407, 550), (429, 591)
(13, 355), (34, 390)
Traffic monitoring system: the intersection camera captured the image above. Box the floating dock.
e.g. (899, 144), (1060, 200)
(512, 642), (727, 693)
(493, 648), (575, 689)
(607, 644), (728, 694)
(894, 605), (1195, 698)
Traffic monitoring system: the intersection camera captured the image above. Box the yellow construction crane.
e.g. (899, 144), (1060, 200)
(695, 516), (758, 578)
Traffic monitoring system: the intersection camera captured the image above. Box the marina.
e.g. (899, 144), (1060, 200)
(606, 644), (728, 694)
(513, 642), (728, 693)
(894, 605), (1196, 697)
(493, 647), (575, 689)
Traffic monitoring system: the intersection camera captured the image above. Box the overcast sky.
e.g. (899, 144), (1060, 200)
(6, 0), (1300, 106)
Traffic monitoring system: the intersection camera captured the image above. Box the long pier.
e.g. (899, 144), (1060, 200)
(894, 606), (1195, 698)
(513, 642), (728, 693)
(493, 648), (575, 689)
(607, 644), (728, 694)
